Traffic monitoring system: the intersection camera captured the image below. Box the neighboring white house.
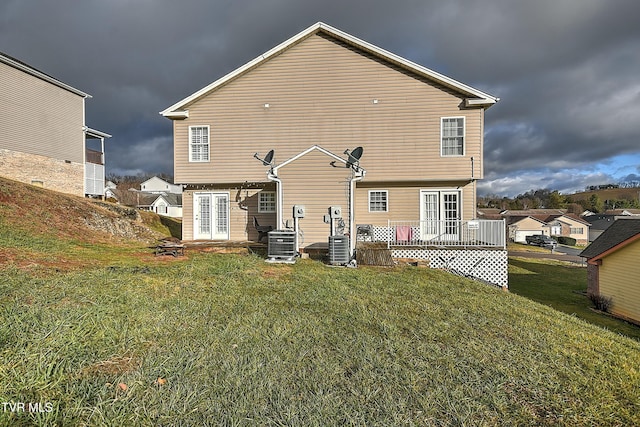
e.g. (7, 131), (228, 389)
(104, 180), (118, 200)
(138, 192), (183, 218)
(140, 176), (182, 194)
(136, 176), (183, 218)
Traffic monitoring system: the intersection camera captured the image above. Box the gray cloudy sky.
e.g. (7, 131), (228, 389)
(2, 0), (639, 197)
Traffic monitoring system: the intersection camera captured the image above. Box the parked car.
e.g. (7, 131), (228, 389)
(526, 234), (557, 248)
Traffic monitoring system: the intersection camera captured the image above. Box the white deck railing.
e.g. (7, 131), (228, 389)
(379, 219), (505, 249)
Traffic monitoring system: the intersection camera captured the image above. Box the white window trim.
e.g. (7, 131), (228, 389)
(368, 190), (389, 212)
(440, 116), (465, 157)
(258, 191), (277, 213)
(188, 125), (210, 162)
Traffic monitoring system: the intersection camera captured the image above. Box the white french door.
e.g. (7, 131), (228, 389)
(194, 193), (229, 240)
(420, 190), (461, 241)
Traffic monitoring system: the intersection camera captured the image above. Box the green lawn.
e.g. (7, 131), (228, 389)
(1, 253), (640, 426)
(508, 257), (640, 341)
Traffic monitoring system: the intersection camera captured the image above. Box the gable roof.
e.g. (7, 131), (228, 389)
(501, 209), (567, 217)
(0, 50), (90, 98)
(138, 192), (182, 207)
(583, 214), (618, 231)
(507, 215), (548, 227)
(550, 213), (591, 226)
(580, 219), (640, 260)
(160, 22), (498, 118)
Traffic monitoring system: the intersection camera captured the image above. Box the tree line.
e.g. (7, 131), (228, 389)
(478, 188), (640, 213)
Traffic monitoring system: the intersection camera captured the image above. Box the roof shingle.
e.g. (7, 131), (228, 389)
(579, 219), (640, 259)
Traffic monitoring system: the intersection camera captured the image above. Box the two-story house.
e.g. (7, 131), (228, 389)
(161, 22), (504, 283)
(0, 51), (110, 197)
(137, 176), (183, 218)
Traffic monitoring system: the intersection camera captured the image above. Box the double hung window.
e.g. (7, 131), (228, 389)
(368, 190), (388, 212)
(441, 117), (465, 156)
(189, 126), (210, 162)
(258, 191), (276, 213)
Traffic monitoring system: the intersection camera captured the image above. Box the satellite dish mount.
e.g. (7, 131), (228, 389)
(254, 149), (275, 169)
(330, 146), (363, 172)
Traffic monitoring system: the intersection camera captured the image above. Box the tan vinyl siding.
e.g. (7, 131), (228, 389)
(182, 191), (194, 240)
(278, 149), (353, 247)
(183, 185), (277, 241)
(598, 239), (640, 323)
(562, 217), (589, 244)
(0, 61), (85, 163)
(355, 181), (475, 226)
(174, 33), (484, 184)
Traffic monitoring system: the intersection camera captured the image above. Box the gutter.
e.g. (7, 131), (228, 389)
(267, 170), (283, 229)
(349, 168), (366, 255)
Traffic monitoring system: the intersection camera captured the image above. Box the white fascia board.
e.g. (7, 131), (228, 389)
(84, 127), (112, 139)
(465, 98), (499, 107)
(161, 110), (189, 119)
(160, 21), (499, 116)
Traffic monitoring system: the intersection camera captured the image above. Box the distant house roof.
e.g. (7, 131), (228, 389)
(580, 219), (640, 260)
(160, 22), (499, 118)
(552, 213), (591, 226)
(500, 209), (567, 216)
(605, 209), (640, 216)
(476, 208), (502, 220)
(507, 215), (548, 226)
(137, 192), (182, 207)
(582, 214), (618, 231)
(0, 50), (91, 98)
(500, 210), (589, 227)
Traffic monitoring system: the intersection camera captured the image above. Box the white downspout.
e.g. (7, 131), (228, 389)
(349, 168), (366, 255)
(267, 170), (282, 230)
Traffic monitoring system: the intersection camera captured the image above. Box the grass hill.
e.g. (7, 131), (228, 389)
(0, 176), (178, 272)
(1, 176), (640, 425)
(570, 187), (640, 204)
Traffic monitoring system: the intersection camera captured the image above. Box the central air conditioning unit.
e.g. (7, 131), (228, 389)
(328, 235), (350, 265)
(267, 230), (297, 263)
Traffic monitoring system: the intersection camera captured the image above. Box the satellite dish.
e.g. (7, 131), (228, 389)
(254, 149), (275, 166)
(330, 146), (364, 169)
(264, 149), (274, 165)
(345, 146), (363, 168)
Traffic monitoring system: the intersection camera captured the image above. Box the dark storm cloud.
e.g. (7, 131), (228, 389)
(2, 0), (640, 193)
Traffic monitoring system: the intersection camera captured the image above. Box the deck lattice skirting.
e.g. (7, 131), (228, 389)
(391, 248), (509, 288)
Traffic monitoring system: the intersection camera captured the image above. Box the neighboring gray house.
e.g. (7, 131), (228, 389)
(0, 51), (110, 197)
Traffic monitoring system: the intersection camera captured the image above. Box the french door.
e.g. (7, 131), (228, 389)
(194, 193), (229, 240)
(420, 190), (461, 241)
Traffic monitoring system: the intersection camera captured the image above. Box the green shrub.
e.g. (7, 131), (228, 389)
(557, 236), (577, 246)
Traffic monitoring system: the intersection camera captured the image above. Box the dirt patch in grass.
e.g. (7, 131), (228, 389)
(79, 355), (141, 378)
(261, 265), (294, 280)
